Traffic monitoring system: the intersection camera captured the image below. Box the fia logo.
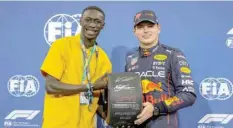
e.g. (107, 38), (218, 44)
(226, 28), (233, 48)
(199, 78), (233, 100)
(44, 14), (82, 46)
(7, 75), (40, 97)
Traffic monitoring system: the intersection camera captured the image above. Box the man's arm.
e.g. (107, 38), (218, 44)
(45, 74), (108, 96)
(96, 52), (112, 121)
(97, 89), (108, 119)
(154, 50), (196, 114)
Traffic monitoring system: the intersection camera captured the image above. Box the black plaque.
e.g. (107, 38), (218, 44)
(107, 72), (143, 127)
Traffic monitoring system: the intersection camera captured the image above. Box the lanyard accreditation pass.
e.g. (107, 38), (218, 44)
(80, 39), (96, 108)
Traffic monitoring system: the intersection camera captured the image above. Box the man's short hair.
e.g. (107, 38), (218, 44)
(82, 6), (105, 19)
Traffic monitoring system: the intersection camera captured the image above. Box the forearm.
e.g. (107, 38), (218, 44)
(155, 92), (196, 115)
(45, 83), (84, 95)
(45, 74), (108, 95)
(154, 50), (196, 115)
(45, 75), (90, 95)
(46, 79), (87, 95)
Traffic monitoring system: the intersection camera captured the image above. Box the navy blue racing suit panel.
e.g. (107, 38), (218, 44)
(124, 43), (196, 128)
(155, 48), (196, 114)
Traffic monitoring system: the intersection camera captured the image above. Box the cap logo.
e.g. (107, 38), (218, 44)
(135, 13), (142, 20)
(145, 12), (154, 17)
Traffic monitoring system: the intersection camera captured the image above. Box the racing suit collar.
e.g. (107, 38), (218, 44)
(139, 41), (160, 57)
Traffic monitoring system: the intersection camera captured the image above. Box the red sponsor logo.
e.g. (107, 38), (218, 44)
(135, 13), (142, 20)
(143, 94), (184, 106)
(141, 79), (163, 93)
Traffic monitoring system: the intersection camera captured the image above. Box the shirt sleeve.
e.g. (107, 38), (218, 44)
(40, 39), (65, 80)
(107, 58), (112, 74)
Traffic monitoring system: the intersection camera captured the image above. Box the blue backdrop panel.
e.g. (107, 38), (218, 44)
(1, 1), (233, 128)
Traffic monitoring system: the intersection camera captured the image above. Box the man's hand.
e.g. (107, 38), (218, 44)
(93, 73), (109, 90)
(97, 105), (107, 120)
(134, 102), (154, 125)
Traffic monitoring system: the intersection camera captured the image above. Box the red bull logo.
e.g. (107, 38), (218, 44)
(164, 96), (184, 106)
(143, 94), (184, 107)
(135, 13), (142, 20)
(143, 51), (150, 56)
(141, 79), (163, 93)
(143, 94), (168, 104)
(142, 49), (151, 56)
(141, 79), (184, 106)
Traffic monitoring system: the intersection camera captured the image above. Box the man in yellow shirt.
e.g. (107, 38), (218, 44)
(40, 6), (112, 128)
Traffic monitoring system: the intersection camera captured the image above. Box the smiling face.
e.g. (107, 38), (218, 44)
(80, 9), (105, 40)
(134, 21), (160, 47)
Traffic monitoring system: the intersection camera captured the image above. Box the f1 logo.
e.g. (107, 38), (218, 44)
(227, 28), (233, 35)
(199, 114), (233, 124)
(5, 110), (40, 120)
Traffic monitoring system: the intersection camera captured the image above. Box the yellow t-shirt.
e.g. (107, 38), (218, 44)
(40, 34), (112, 128)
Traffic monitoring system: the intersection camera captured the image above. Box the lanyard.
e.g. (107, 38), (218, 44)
(80, 40), (96, 84)
(80, 39), (97, 110)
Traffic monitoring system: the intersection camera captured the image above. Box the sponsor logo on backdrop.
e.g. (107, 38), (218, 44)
(44, 14), (82, 46)
(8, 75), (40, 97)
(4, 110), (40, 127)
(199, 78), (233, 100)
(198, 114), (233, 128)
(226, 27), (233, 48)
